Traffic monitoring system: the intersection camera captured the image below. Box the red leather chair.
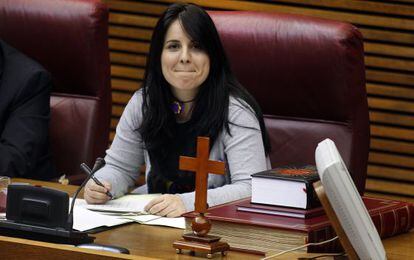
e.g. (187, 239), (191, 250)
(210, 12), (369, 194)
(0, 0), (111, 184)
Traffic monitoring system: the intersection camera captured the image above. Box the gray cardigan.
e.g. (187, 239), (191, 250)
(94, 90), (270, 211)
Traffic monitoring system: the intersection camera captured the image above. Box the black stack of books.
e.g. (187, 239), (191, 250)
(250, 165), (321, 211)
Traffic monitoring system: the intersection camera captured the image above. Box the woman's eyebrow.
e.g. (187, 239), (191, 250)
(165, 39), (180, 43)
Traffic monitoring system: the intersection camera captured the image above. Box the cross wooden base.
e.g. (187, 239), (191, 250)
(173, 233), (230, 259)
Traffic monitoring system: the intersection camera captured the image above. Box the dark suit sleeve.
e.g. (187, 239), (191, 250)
(0, 70), (51, 177)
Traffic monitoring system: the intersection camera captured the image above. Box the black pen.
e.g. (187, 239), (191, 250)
(91, 176), (114, 199)
(81, 162), (113, 199)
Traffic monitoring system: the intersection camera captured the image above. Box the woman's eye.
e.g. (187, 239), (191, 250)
(192, 43), (201, 49)
(167, 43), (180, 50)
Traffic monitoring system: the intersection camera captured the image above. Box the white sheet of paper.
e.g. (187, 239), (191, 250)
(71, 194), (184, 231)
(73, 206), (133, 232)
(75, 194), (160, 213)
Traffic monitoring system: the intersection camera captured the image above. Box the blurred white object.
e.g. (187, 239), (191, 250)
(315, 139), (386, 260)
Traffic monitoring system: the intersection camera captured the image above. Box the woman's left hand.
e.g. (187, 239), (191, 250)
(144, 194), (186, 217)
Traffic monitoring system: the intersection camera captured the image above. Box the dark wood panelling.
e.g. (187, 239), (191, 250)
(365, 191), (414, 203)
(111, 65), (145, 80)
(366, 70), (414, 86)
(106, 1), (166, 15)
(112, 105), (125, 117)
(110, 52), (147, 66)
(111, 78), (141, 91)
(109, 26), (152, 40)
(103, 0), (414, 200)
(369, 152), (414, 168)
(368, 165), (414, 182)
(367, 83), (414, 99)
(371, 138), (414, 155)
(369, 111), (414, 127)
(368, 97), (414, 114)
(365, 56), (414, 72)
(359, 28), (414, 45)
(371, 125), (414, 141)
(109, 39), (149, 53)
(109, 13), (158, 27)
(366, 179), (414, 197)
(112, 91), (134, 104)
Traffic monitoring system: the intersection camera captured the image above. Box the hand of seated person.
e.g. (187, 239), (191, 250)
(144, 194), (186, 218)
(84, 179), (112, 204)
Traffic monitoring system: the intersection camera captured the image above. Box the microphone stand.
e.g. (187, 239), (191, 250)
(67, 158), (106, 231)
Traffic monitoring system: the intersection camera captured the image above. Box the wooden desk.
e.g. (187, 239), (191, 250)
(1, 179), (413, 259)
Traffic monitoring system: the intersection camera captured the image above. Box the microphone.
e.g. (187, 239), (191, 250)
(92, 157), (106, 173)
(67, 158), (106, 230)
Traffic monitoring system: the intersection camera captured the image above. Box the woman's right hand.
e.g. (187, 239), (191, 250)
(84, 179), (112, 204)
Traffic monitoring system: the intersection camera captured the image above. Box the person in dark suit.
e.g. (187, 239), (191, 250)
(0, 39), (57, 180)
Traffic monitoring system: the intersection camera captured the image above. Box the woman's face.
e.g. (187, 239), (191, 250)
(161, 20), (210, 99)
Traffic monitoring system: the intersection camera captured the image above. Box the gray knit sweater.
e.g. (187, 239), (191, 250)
(94, 90), (270, 212)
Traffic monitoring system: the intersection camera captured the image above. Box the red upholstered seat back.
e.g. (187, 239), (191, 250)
(0, 0), (111, 184)
(210, 12), (369, 194)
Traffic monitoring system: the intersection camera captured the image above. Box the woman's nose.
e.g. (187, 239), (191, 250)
(180, 48), (191, 64)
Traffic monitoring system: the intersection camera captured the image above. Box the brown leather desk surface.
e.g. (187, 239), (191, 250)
(4, 179), (413, 260)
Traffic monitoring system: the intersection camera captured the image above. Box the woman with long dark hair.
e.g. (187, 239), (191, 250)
(85, 3), (271, 217)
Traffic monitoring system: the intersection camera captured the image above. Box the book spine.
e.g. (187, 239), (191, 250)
(307, 204), (414, 252)
(306, 182), (321, 209)
(370, 204), (414, 238)
(307, 226), (341, 253)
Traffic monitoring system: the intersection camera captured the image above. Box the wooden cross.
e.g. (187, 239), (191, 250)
(174, 137), (230, 257)
(179, 137), (225, 213)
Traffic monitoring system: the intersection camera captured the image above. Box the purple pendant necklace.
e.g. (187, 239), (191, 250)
(171, 98), (195, 114)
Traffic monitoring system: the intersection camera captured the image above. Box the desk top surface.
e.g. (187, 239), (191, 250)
(6, 178), (414, 260)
